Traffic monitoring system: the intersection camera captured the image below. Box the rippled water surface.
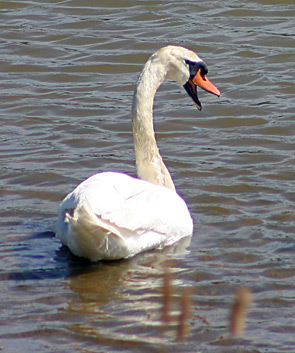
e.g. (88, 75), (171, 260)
(1, 0), (295, 352)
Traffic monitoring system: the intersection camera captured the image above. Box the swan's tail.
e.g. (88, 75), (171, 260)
(61, 202), (127, 261)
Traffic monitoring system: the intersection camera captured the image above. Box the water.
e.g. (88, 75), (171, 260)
(1, 0), (295, 352)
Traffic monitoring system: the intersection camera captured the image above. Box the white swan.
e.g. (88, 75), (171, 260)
(56, 45), (220, 261)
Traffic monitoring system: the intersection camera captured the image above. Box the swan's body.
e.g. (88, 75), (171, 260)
(56, 46), (220, 261)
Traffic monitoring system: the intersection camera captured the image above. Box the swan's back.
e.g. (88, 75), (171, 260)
(56, 172), (193, 261)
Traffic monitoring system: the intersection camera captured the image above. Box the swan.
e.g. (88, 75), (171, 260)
(56, 45), (220, 261)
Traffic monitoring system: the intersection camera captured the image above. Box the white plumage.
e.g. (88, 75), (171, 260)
(56, 46), (220, 261)
(56, 172), (192, 261)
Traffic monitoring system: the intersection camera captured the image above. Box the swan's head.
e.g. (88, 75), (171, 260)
(183, 58), (220, 111)
(159, 46), (220, 111)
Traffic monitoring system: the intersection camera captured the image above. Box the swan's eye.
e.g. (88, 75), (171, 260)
(199, 63), (208, 77)
(185, 60), (208, 80)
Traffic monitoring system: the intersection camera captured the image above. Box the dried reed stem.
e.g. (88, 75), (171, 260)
(177, 287), (192, 341)
(161, 261), (192, 342)
(161, 261), (173, 325)
(229, 287), (252, 337)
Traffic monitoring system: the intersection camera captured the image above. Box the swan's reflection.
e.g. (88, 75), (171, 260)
(64, 237), (191, 343)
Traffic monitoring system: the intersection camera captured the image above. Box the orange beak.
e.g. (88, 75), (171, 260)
(192, 69), (220, 97)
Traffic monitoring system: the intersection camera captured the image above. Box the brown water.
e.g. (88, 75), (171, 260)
(1, 1), (295, 352)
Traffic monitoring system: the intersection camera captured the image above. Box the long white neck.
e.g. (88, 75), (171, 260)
(131, 55), (176, 191)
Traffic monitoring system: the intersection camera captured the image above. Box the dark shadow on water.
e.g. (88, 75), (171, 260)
(0, 231), (189, 281)
(2, 230), (191, 282)
(1, 231), (103, 282)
